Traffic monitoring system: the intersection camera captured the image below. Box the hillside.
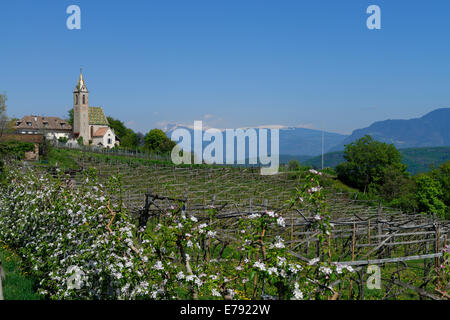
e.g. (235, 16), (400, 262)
(303, 146), (450, 174)
(332, 108), (450, 151)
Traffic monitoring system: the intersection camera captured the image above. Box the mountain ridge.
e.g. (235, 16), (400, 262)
(331, 108), (450, 151)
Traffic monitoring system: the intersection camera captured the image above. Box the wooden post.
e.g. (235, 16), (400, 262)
(352, 223), (356, 261)
(423, 231), (430, 287)
(377, 203), (383, 244)
(349, 222), (356, 299)
(359, 268), (365, 300)
(0, 260), (5, 300)
(290, 210), (294, 249)
(434, 214), (440, 269)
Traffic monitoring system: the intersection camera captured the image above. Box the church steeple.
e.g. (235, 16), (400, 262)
(73, 69), (89, 144)
(75, 68), (88, 93)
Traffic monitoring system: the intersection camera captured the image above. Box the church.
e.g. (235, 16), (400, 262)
(15, 71), (118, 148)
(72, 71), (118, 148)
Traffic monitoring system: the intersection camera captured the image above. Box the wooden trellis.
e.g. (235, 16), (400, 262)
(29, 153), (450, 299)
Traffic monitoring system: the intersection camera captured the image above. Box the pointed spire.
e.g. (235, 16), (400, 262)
(75, 68), (88, 92)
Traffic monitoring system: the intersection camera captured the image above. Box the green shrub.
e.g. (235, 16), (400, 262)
(0, 141), (34, 159)
(415, 174), (446, 218)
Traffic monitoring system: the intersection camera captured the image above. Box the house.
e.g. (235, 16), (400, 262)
(14, 116), (72, 141)
(91, 127), (117, 148)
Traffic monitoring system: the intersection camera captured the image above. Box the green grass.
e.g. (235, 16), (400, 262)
(44, 147), (224, 171)
(0, 243), (41, 300)
(43, 148), (79, 170)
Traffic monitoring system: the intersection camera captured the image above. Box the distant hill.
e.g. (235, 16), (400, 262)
(332, 108), (450, 151)
(303, 146), (450, 175)
(277, 127), (347, 156)
(279, 154), (313, 164)
(302, 151), (345, 169)
(165, 124), (347, 158)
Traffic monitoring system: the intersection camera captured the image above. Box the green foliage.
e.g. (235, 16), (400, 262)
(107, 117), (139, 149)
(77, 136), (84, 146)
(430, 161), (450, 217)
(379, 165), (418, 212)
(336, 135), (407, 193)
(39, 139), (52, 159)
(305, 147), (450, 175)
(414, 174), (446, 218)
(287, 159), (300, 171)
(0, 141), (34, 159)
(67, 108), (74, 126)
(144, 129), (176, 154)
(58, 136), (68, 144)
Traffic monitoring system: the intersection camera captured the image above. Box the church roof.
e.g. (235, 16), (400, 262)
(14, 116), (72, 131)
(89, 107), (109, 125)
(93, 127), (109, 137)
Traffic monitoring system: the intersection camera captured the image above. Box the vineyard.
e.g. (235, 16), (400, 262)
(0, 149), (449, 300)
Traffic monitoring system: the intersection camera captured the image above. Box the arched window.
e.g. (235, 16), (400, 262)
(82, 95), (85, 104)
(75, 94), (78, 105)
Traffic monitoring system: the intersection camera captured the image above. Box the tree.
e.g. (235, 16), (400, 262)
(336, 135), (407, 193)
(380, 165), (417, 212)
(0, 92), (8, 137)
(144, 129), (175, 154)
(288, 159), (301, 171)
(107, 117), (139, 149)
(415, 174), (446, 217)
(67, 108), (74, 126)
(136, 132), (145, 147)
(430, 161), (450, 217)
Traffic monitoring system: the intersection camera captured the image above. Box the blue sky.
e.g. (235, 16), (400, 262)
(1, 0), (450, 134)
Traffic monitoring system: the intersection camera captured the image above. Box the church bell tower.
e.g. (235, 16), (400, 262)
(73, 69), (89, 145)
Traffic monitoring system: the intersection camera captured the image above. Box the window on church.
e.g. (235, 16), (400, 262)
(75, 95), (78, 105)
(83, 95), (85, 104)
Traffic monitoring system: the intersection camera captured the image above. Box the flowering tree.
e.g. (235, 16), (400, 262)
(0, 163), (354, 300)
